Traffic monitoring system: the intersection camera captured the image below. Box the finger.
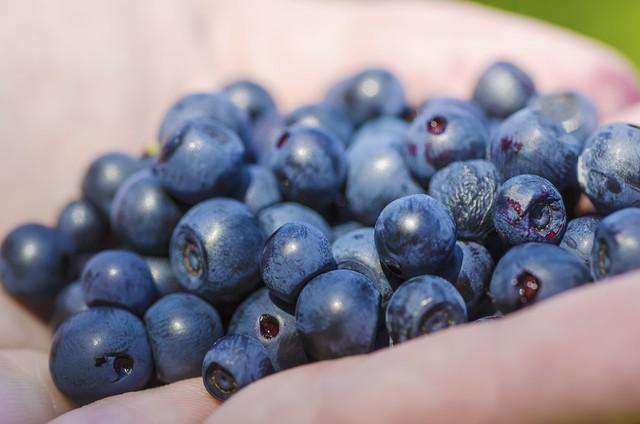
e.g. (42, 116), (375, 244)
(0, 348), (73, 423)
(208, 0), (640, 114)
(208, 271), (640, 424)
(51, 378), (218, 424)
(0, 288), (52, 351)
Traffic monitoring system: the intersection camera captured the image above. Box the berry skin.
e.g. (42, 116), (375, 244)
(428, 160), (502, 242)
(439, 241), (494, 314)
(170, 198), (264, 305)
(295, 269), (380, 360)
(81, 152), (145, 216)
(82, 250), (157, 315)
(202, 334), (274, 401)
(346, 141), (424, 225)
(228, 288), (308, 370)
(261, 223), (336, 304)
(591, 208), (640, 280)
(49, 307), (153, 405)
(158, 92), (251, 148)
(374, 194), (456, 280)
(50, 281), (88, 329)
(488, 108), (581, 190)
(493, 174), (566, 245)
(404, 105), (489, 184)
(331, 221), (364, 241)
(56, 200), (109, 254)
(222, 80), (277, 126)
(238, 164), (282, 213)
(326, 68), (406, 127)
(258, 202), (332, 241)
(144, 256), (183, 297)
(154, 118), (246, 205)
(347, 116), (408, 165)
(577, 123), (640, 213)
(270, 126), (347, 211)
(331, 227), (393, 306)
(419, 96), (487, 123)
(110, 170), (183, 255)
(489, 243), (591, 314)
(559, 216), (601, 270)
(472, 61), (536, 118)
(385, 275), (467, 344)
(284, 102), (353, 146)
(529, 91), (599, 144)
(0, 224), (72, 301)
(144, 293), (224, 383)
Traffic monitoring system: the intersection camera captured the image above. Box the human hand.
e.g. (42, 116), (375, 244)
(2, 0), (640, 422)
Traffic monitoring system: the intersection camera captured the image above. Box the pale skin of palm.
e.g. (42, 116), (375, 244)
(2, 0), (640, 423)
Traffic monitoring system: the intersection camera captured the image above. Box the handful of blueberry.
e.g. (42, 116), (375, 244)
(2, 62), (640, 405)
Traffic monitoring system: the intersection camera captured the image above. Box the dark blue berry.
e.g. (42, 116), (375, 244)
(144, 293), (223, 383)
(261, 223), (336, 304)
(529, 91), (598, 144)
(489, 243), (591, 313)
(49, 307), (153, 405)
(222, 80), (277, 126)
(257, 202), (332, 241)
(295, 269), (380, 360)
(559, 216), (601, 269)
(385, 275), (467, 344)
(202, 334), (274, 401)
(591, 208), (640, 279)
(374, 194), (456, 279)
(50, 281), (88, 329)
(284, 103), (353, 146)
(57, 200), (109, 254)
(473, 61), (536, 118)
(81, 250), (156, 315)
(170, 198), (264, 304)
(144, 256), (183, 297)
(238, 164), (282, 213)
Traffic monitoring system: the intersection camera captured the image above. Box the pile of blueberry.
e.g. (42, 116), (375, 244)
(2, 61), (640, 405)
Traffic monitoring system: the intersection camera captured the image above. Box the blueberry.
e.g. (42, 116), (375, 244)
(326, 68), (406, 127)
(332, 221), (364, 240)
(81, 152), (145, 216)
(154, 118), (246, 205)
(222, 80), (277, 126)
(428, 160), (502, 241)
(202, 334), (274, 401)
(144, 293), (223, 383)
(295, 269), (380, 360)
(81, 250), (156, 315)
(591, 208), (640, 279)
(270, 126), (347, 211)
(559, 216), (601, 269)
(158, 92), (252, 148)
(251, 114), (285, 166)
(404, 106), (488, 184)
(577, 123), (640, 213)
(262, 223), (336, 304)
(0, 224), (72, 301)
(57, 200), (109, 254)
(238, 164), (282, 213)
(110, 170), (183, 255)
(385, 275), (467, 344)
(493, 174), (566, 245)
(228, 288), (308, 370)
(144, 256), (183, 296)
(284, 103), (353, 146)
(374, 194), (456, 279)
(331, 228), (393, 306)
(419, 96), (487, 123)
(489, 243), (591, 313)
(258, 202), (332, 241)
(529, 91), (599, 144)
(488, 108), (581, 190)
(50, 281), (88, 329)
(49, 307), (153, 405)
(347, 116), (408, 165)
(346, 143), (424, 225)
(438, 241), (494, 313)
(472, 61), (536, 118)
(170, 198), (264, 304)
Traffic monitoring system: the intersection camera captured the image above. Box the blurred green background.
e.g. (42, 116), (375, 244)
(473, 0), (640, 70)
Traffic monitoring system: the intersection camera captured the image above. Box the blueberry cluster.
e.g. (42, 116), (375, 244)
(2, 64), (640, 405)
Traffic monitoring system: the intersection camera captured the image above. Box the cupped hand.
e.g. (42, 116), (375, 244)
(1, 0), (640, 423)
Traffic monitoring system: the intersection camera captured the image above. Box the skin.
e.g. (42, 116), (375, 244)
(2, 0), (640, 422)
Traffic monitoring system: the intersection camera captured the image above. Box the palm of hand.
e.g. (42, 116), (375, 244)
(2, 1), (640, 423)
